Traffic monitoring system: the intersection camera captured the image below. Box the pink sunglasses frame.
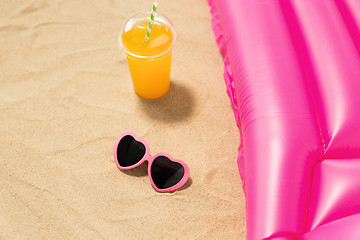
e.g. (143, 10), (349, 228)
(113, 132), (190, 192)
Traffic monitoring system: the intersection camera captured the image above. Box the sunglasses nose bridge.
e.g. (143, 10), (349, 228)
(146, 154), (154, 162)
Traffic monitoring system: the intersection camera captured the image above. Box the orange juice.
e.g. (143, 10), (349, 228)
(119, 12), (176, 99)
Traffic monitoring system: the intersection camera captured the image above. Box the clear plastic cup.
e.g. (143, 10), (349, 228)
(119, 11), (176, 99)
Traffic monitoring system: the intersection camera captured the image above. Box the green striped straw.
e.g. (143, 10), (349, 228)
(144, 2), (158, 43)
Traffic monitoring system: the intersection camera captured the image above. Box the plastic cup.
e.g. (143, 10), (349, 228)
(118, 11), (176, 99)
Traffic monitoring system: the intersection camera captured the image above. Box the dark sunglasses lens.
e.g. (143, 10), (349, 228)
(117, 135), (146, 167)
(151, 156), (185, 189)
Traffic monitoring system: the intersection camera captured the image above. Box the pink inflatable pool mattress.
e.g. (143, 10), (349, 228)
(208, 0), (360, 239)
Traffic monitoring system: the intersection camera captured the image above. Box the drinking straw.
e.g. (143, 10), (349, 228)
(144, 2), (158, 43)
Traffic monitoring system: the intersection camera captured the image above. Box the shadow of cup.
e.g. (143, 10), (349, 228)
(137, 81), (195, 123)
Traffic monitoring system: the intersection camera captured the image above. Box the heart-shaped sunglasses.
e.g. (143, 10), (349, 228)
(113, 132), (190, 192)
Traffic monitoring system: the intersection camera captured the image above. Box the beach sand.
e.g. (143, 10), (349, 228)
(0, 0), (246, 239)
